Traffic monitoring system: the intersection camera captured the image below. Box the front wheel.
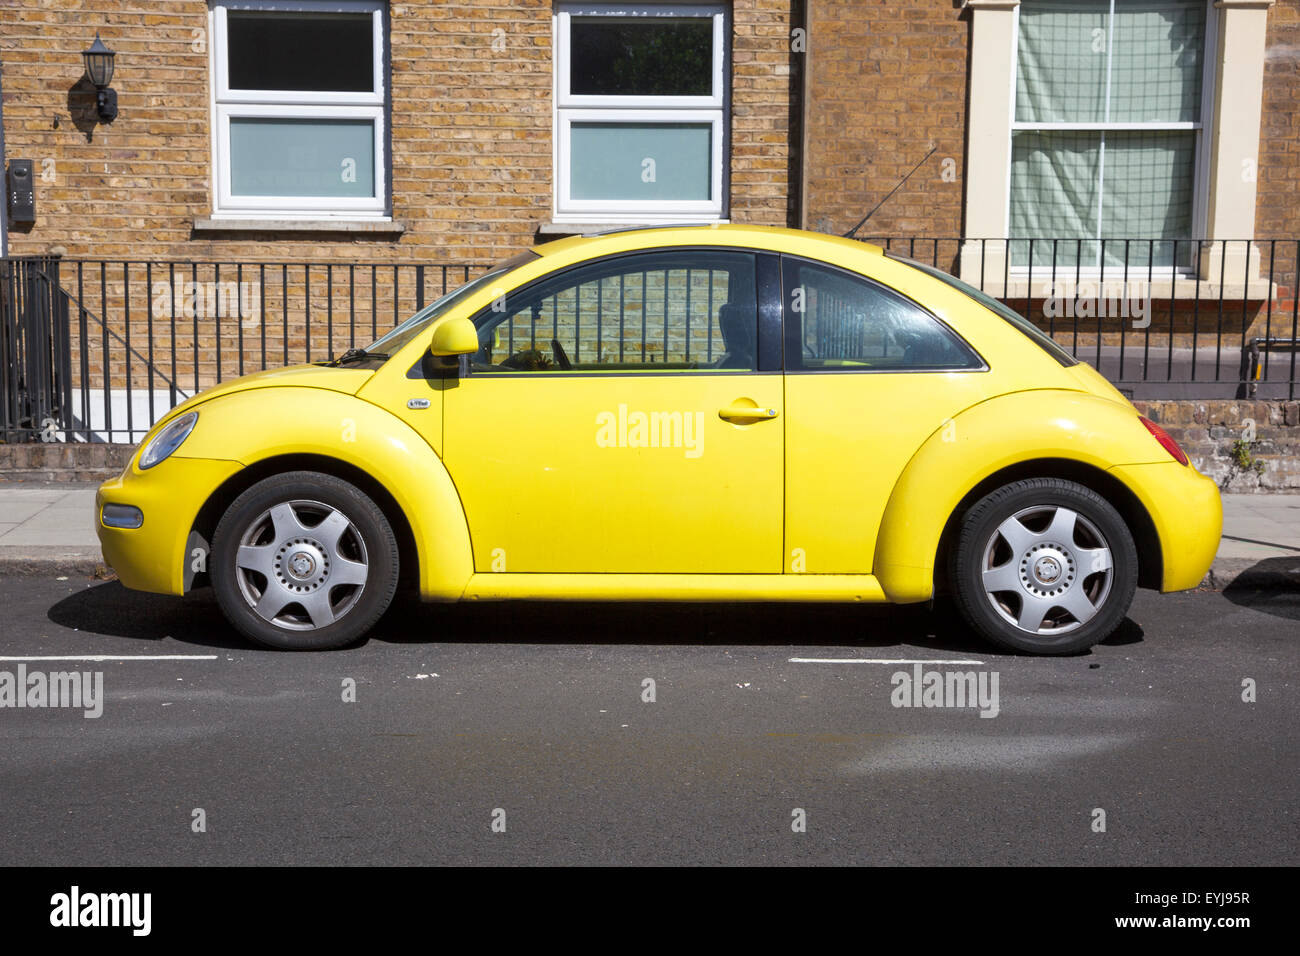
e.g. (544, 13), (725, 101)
(949, 478), (1138, 655)
(211, 471), (399, 650)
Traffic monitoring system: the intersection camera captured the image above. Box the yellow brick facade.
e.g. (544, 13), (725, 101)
(0, 0), (799, 264)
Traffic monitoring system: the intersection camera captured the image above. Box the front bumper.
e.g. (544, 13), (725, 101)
(95, 456), (242, 595)
(1109, 460), (1222, 592)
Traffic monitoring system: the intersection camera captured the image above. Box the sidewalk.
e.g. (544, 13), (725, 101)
(0, 481), (1297, 588)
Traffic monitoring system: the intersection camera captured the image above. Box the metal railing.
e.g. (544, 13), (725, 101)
(1, 238), (1297, 444)
(1, 258), (483, 443)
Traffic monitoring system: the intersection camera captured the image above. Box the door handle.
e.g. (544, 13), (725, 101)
(718, 400), (779, 423)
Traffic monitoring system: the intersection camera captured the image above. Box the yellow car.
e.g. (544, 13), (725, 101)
(95, 225), (1221, 655)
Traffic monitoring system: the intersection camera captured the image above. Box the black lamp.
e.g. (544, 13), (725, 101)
(82, 33), (117, 121)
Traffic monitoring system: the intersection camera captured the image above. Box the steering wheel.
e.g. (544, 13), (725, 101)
(551, 338), (572, 371)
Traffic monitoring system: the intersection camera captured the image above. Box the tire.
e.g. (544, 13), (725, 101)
(949, 478), (1138, 655)
(211, 471), (399, 650)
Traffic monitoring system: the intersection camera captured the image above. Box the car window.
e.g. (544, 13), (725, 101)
(888, 254), (1078, 368)
(470, 250), (758, 374)
(782, 258), (983, 372)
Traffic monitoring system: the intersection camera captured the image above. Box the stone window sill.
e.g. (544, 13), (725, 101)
(192, 217), (406, 235)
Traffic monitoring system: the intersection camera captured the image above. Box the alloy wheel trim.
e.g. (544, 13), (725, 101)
(978, 503), (1115, 637)
(233, 498), (370, 631)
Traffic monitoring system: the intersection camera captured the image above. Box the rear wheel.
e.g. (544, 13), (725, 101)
(211, 471), (399, 650)
(949, 478), (1137, 655)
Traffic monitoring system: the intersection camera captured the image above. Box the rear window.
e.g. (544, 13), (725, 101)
(888, 254), (1078, 368)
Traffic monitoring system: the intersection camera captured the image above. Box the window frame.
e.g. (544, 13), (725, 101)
(553, 1), (729, 222)
(1006, 0), (1219, 275)
(779, 255), (987, 375)
(208, 0), (389, 219)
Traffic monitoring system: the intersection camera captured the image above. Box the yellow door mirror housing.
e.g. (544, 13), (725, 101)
(429, 316), (480, 357)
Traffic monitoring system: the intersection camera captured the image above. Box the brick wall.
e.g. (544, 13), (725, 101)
(801, 0), (968, 238)
(0, 0), (797, 264)
(1258, 0), (1300, 245)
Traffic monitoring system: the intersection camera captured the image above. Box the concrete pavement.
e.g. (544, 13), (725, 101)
(0, 480), (1297, 586)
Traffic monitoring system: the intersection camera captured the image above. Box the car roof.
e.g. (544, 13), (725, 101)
(532, 223), (884, 262)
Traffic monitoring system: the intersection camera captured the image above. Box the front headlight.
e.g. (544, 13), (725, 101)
(138, 411), (199, 470)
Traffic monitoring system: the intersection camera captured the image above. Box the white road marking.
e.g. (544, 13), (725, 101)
(788, 657), (986, 665)
(0, 655), (218, 662)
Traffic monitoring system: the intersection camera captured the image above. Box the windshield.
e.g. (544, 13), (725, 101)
(889, 254), (1078, 368)
(362, 250), (540, 357)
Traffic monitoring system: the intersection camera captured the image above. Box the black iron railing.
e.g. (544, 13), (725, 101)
(1, 239), (1297, 444)
(1, 258), (482, 442)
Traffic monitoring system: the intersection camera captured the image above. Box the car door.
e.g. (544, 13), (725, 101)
(780, 255), (991, 574)
(441, 248), (784, 574)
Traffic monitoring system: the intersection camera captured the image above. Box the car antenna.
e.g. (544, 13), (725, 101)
(842, 145), (938, 240)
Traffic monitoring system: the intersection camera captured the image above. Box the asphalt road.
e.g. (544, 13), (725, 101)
(0, 574), (1295, 866)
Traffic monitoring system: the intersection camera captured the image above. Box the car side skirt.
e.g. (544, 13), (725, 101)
(458, 573), (890, 603)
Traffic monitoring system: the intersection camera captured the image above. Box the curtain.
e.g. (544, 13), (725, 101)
(1011, 0), (1206, 268)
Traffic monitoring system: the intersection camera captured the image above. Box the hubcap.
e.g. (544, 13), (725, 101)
(233, 500), (369, 631)
(979, 505), (1114, 636)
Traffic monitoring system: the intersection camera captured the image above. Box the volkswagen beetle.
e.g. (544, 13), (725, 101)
(95, 225), (1222, 654)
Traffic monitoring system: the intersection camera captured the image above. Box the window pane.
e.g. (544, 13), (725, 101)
(1009, 130), (1101, 267)
(1016, 0), (1109, 123)
(1109, 1), (1205, 123)
(229, 118), (375, 197)
(1100, 130), (1197, 267)
(787, 262), (979, 371)
(570, 122), (712, 201)
(473, 252), (757, 372)
(227, 12), (374, 93)
(1018, 0), (1204, 124)
(570, 17), (713, 96)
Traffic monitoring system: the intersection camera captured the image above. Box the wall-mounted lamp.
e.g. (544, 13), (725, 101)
(82, 33), (117, 122)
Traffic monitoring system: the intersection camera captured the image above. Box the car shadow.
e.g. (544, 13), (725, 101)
(1097, 616), (1145, 647)
(1222, 556), (1300, 622)
(47, 582), (249, 651)
(45, 581), (1040, 655)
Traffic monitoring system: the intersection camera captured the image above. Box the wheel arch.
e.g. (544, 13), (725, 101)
(931, 458), (1162, 597)
(191, 454), (421, 593)
(872, 390), (1171, 604)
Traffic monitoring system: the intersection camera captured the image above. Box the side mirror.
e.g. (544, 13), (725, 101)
(428, 316), (479, 357)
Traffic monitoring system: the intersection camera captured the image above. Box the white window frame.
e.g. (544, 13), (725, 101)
(553, 2), (727, 222)
(208, 0), (387, 219)
(1006, 0), (1218, 276)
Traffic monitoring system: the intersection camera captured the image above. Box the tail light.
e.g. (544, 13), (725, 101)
(1139, 416), (1189, 466)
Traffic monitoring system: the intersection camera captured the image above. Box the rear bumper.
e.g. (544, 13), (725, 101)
(1109, 461), (1222, 592)
(96, 456), (242, 595)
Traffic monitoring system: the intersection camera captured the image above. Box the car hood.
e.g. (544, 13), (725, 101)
(157, 364), (375, 425)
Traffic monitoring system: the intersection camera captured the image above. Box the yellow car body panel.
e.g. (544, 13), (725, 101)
(1108, 461), (1223, 592)
(441, 374), (784, 573)
(96, 456), (243, 594)
(463, 573), (886, 602)
(783, 370), (995, 573)
(93, 224), (1222, 617)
